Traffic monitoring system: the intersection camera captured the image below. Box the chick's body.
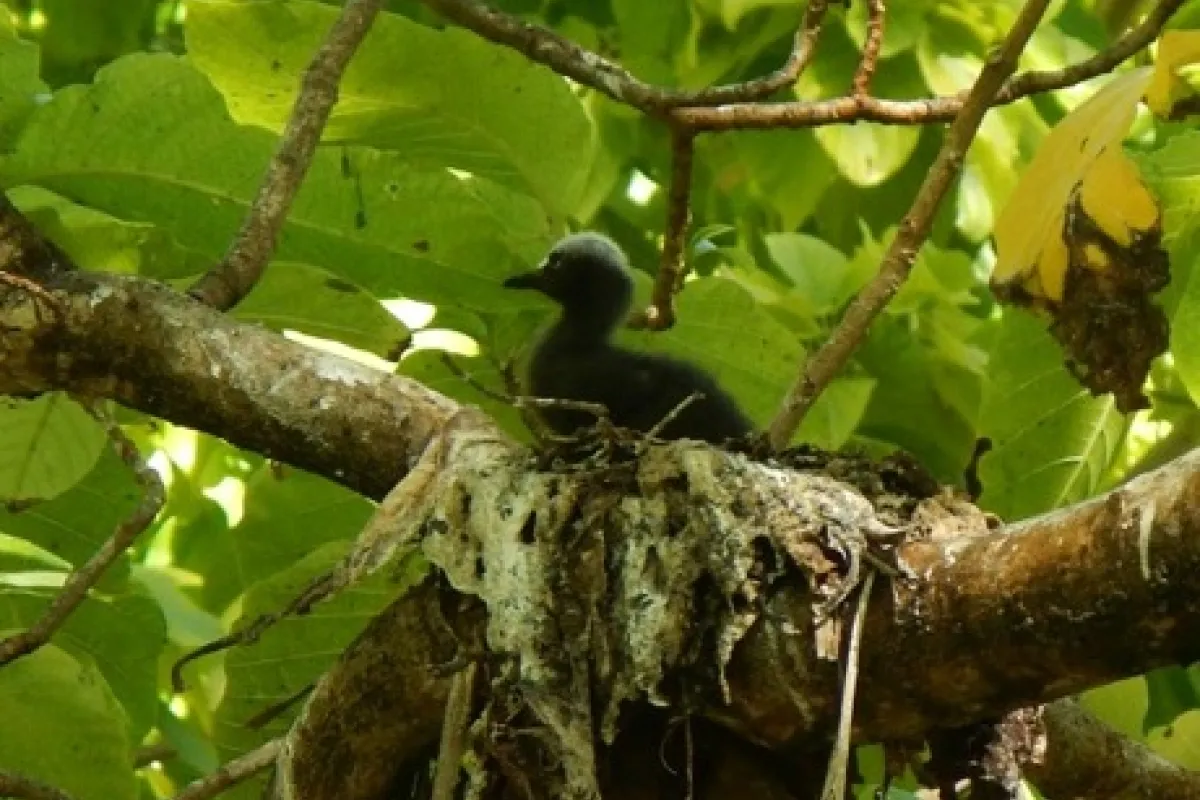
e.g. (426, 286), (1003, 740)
(504, 233), (752, 444)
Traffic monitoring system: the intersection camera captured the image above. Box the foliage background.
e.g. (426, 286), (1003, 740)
(1, 0), (1200, 797)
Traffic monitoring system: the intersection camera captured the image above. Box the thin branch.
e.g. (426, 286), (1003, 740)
(0, 772), (76, 800)
(638, 127), (695, 330)
(852, 0), (887, 97)
(770, 0), (832, 96)
(420, 0), (828, 112)
(133, 743), (178, 769)
(0, 404), (164, 666)
(186, 0), (385, 310)
(170, 739), (282, 800)
(766, 0), (1055, 451)
(676, 0), (1183, 130)
(172, 569), (339, 691)
(421, 0), (1179, 132)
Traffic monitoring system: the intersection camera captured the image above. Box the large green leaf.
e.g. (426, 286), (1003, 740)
(11, 185), (208, 279)
(186, 0), (594, 216)
(0, 445), (140, 583)
(856, 317), (977, 483)
(233, 261), (410, 358)
(977, 311), (1127, 520)
(0, 591), (165, 741)
(2, 53), (559, 311)
(0, 394), (107, 504)
(0, 17), (48, 148)
(0, 641), (136, 800)
(177, 462), (372, 613)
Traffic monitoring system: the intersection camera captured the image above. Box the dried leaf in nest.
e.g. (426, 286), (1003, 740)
(992, 68), (1170, 411)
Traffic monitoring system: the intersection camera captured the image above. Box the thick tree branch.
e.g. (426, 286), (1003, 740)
(723, 447), (1200, 746)
(1031, 700), (1200, 799)
(767, 0), (1051, 450)
(0, 270), (457, 501)
(4, 192), (1200, 796)
(187, 0), (385, 310)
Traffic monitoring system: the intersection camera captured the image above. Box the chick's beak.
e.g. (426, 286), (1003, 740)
(503, 269), (547, 292)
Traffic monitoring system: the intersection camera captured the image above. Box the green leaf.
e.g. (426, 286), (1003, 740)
(856, 317), (977, 482)
(0, 591), (165, 741)
(1144, 665), (1200, 731)
(764, 232), (858, 315)
(233, 262), (410, 358)
(977, 311), (1128, 520)
(0, 642), (137, 800)
(815, 120), (921, 189)
(0, 20), (48, 148)
(1171, 229), (1200, 406)
(186, 0), (594, 216)
(724, 130), (838, 230)
(1145, 707), (1200, 770)
(11, 185), (208, 279)
(1139, 129), (1200, 246)
(3, 53), (560, 311)
(613, 0), (690, 84)
(697, 0), (796, 30)
(180, 463), (373, 613)
(0, 445), (140, 582)
(797, 375), (876, 451)
(0, 393), (107, 504)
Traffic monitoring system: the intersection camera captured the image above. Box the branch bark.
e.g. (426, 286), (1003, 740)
(187, 0), (385, 309)
(4, 197), (1200, 797)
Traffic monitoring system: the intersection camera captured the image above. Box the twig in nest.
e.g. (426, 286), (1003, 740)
(820, 569), (877, 800)
(644, 391), (704, 441)
(432, 661), (478, 800)
(0, 403), (164, 667)
(438, 353), (601, 447)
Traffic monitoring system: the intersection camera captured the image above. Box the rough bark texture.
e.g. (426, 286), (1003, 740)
(1, 271), (455, 499)
(4, 211), (1200, 797)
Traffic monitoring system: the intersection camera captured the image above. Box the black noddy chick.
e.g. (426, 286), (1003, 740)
(503, 232), (753, 443)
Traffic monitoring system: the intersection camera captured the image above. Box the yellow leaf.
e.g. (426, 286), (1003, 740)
(1076, 147), (1160, 250)
(993, 68), (1153, 303)
(1145, 30), (1200, 118)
